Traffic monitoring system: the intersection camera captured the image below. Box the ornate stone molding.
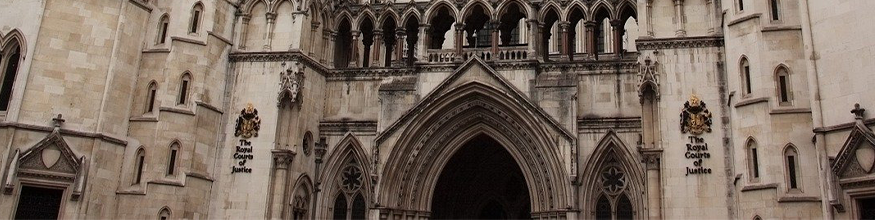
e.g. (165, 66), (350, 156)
(328, 67), (418, 81)
(831, 104), (875, 176)
(319, 120), (378, 135)
(278, 62), (305, 107)
(638, 56), (659, 101)
(539, 60), (638, 73)
(229, 51), (330, 76)
(577, 117), (642, 134)
(636, 36), (724, 50)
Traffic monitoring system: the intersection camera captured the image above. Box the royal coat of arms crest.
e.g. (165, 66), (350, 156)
(680, 95), (713, 135)
(235, 103), (261, 138)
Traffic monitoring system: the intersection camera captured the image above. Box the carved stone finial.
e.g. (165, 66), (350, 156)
(52, 114), (65, 129)
(852, 103), (866, 120)
(638, 56), (659, 101)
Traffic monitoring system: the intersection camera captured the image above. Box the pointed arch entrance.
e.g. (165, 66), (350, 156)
(431, 134), (531, 219)
(375, 58), (577, 219)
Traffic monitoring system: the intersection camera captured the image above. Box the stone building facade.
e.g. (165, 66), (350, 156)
(0, 0), (872, 219)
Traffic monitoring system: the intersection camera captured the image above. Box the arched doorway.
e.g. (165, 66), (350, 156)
(431, 134), (531, 219)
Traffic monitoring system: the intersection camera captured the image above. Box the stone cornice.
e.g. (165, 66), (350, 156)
(577, 117), (642, 134)
(814, 118), (875, 134)
(0, 122), (127, 146)
(733, 97), (769, 108)
(229, 51), (331, 76)
(740, 183), (779, 192)
(328, 67), (418, 81)
(636, 36), (724, 50)
(196, 101), (224, 114)
(319, 120), (378, 134)
(728, 13), (762, 27)
(208, 31), (233, 45)
(540, 60), (638, 73)
(128, 0), (152, 12)
(171, 36), (207, 46)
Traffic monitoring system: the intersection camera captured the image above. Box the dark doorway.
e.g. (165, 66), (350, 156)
(431, 134), (531, 219)
(14, 186), (64, 220)
(860, 198), (875, 219)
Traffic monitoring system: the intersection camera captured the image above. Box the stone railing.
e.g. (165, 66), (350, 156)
(461, 47), (493, 60)
(495, 46), (529, 61)
(426, 49), (457, 63)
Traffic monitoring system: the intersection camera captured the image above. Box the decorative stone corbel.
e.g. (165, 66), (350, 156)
(278, 61), (305, 108)
(272, 149), (296, 170)
(639, 148), (663, 170)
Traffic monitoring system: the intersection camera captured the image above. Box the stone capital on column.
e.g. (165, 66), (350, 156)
(266, 12), (278, 23)
(584, 21), (597, 28)
(272, 149), (296, 170)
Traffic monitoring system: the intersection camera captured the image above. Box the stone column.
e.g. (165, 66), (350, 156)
(527, 19), (538, 59)
(265, 12), (277, 50)
(312, 139), (327, 219)
(268, 150), (296, 220)
(454, 23), (465, 61)
(646, 0), (655, 37)
(705, 0), (716, 34)
(673, 0), (687, 37)
(395, 29), (406, 67)
(239, 14), (251, 50)
(308, 22), (320, 55)
(327, 32), (336, 67)
(350, 30), (360, 67)
(612, 20), (624, 58)
(320, 30), (330, 63)
(417, 25), (430, 64)
(641, 150), (663, 220)
(559, 22), (570, 61)
(585, 21), (596, 60)
(372, 31), (383, 67)
(538, 23), (546, 61)
(491, 21), (500, 58)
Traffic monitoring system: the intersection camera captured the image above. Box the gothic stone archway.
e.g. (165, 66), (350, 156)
(431, 133), (531, 219)
(375, 58), (576, 219)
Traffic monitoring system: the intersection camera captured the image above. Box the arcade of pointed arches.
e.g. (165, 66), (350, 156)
(234, 0), (639, 67)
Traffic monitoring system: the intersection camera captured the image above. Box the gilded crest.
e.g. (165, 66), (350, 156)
(235, 103), (261, 138)
(680, 95), (712, 135)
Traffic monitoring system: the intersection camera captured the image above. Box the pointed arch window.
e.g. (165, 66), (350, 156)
(592, 153), (635, 220)
(741, 57), (752, 95)
(784, 145), (801, 192)
(158, 207), (171, 220)
(134, 148), (146, 185)
(157, 15), (170, 45)
(167, 142), (180, 176)
(145, 81), (158, 113)
(178, 73), (191, 105)
(189, 3), (204, 34)
(333, 157), (367, 220)
(746, 139), (760, 182)
(776, 66), (793, 105)
(0, 40), (21, 112)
